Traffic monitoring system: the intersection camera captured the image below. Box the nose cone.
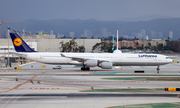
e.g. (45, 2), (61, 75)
(170, 59), (173, 63)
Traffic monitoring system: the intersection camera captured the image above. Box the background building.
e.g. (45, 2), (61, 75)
(83, 30), (92, 38)
(0, 38), (100, 54)
(118, 40), (143, 49)
(36, 38), (100, 52)
(69, 32), (75, 38)
(101, 28), (107, 38)
(143, 39), (166, 48)
(169, 31), (173, 39)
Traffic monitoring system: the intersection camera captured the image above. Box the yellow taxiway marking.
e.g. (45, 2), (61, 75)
(0, 72), (46, 93)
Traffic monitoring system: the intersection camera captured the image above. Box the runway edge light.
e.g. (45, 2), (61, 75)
(14, 67), (21, 69)
(41, 65), (46, 68)
(164, 88), (180, 91)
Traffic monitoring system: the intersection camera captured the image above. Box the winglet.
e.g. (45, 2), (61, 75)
(10, 33), (36, 52)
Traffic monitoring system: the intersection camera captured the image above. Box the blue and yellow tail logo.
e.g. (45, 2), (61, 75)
(14, 38), (22, 46)
(10, 33), (36, 52)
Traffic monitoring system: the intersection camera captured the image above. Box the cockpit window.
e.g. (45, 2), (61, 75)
(166, 57), (170, 59)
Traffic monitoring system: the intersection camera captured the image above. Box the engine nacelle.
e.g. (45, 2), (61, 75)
(84, 60), (98, 67)
(99, 62), (112, 69)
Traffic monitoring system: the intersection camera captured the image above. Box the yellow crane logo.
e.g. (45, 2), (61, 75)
(14, 38), (22, 46)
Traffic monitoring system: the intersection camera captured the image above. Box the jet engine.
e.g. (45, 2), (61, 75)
(99, 62), (112, 69)
(84, 60), (98, 67)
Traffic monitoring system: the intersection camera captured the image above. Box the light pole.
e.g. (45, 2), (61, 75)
(7, 26), (10, 67)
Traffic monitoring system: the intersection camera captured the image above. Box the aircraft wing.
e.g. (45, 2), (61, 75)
(61, 53), (86, 62)
(61, 53), (109, 62)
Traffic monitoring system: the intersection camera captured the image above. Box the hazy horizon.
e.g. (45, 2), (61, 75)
(1, 0), (180, 21)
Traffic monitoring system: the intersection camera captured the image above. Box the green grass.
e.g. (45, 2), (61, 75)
(109, 102), (180, 108)
(102, 77), (180, 81)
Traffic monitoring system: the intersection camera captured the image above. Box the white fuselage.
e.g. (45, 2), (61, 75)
(18, 52), (173, 66)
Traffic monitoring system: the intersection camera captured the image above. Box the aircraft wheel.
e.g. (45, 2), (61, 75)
(86, 67), (90, 70)
(81, 67), (90, 71)
(81, 67), (85, 70)
(157, 66), (160, 73)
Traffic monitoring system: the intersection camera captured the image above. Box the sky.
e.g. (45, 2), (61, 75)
(1, 0), (180, 21)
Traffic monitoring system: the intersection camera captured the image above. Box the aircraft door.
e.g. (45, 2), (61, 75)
(157, 56), (163, 62)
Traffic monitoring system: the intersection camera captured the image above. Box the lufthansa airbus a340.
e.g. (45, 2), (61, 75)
(10, 32), (173, 70)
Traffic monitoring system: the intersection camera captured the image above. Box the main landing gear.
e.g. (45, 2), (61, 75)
(81, 66), (90, 71)
(157, 66), (160, 73)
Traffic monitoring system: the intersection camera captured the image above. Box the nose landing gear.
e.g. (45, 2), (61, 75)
(157, 66), (160, 73)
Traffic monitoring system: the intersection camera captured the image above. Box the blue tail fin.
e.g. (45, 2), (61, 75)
(10, 33), (36, 52)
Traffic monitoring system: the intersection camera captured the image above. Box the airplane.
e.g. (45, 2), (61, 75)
(10, 32), (173, 71)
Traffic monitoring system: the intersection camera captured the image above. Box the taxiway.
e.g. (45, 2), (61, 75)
(0, 57), (180, 108)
